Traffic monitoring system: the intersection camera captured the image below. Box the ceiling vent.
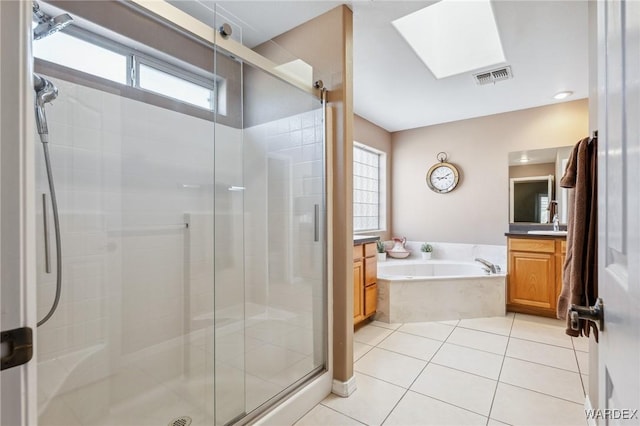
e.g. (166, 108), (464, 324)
(473, 66), (513, 85)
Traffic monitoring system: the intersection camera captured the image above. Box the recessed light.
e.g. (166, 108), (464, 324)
(553, 91), (573, 100)
(392, 0), (505, 79)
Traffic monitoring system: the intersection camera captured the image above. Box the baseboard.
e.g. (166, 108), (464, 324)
(584, 395), (596, 426)
(331, 376), (357, 397)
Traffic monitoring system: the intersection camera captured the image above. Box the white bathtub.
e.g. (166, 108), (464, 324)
(376, 260), (506, 323)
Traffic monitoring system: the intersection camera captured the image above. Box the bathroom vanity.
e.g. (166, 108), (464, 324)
(353, 236), (379, 325)
(506, 233), (567, 318)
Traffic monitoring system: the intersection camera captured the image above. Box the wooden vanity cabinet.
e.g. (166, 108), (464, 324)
(507, 236), (567, 318)
(353, 242), (378, 325)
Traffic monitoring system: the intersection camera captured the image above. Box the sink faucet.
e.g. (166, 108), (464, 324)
(475, 258), (500, 274)
(552, 214), (559, 231)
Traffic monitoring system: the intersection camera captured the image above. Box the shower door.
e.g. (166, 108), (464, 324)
(26, 1), (326, 425)
(212, 11), (327, 422)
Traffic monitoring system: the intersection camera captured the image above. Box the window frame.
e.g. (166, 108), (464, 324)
(134, 56), (216, 110)
(353, 141), (387, 233)
(33, 25), (221, 113)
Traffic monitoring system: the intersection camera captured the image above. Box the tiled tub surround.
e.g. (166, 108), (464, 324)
(375, 242), (506, 323)
(35, 74), (325, 425)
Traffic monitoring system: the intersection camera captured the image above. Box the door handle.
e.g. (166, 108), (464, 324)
(1, 327), (33, 370)
(314, 204), (320, 242)
(569, 298), (604, 332)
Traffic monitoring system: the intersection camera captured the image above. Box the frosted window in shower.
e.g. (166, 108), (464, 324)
(33, 32), (127, 84)
(138, 63), (214, 110)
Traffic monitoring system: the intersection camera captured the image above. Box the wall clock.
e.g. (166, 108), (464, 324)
(426, 152), (460, 194)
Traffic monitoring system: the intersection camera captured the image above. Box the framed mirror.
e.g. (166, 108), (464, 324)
(509, 175), (554, 223)
(508, 146), (573, 224)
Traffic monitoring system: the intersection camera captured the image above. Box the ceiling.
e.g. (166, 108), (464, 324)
(173, 1), (589, 133)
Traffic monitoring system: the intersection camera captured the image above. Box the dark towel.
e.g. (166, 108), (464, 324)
(557, 136), (598, 340)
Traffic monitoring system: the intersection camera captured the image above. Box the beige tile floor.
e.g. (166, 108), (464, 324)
(296, 313), (590, 426)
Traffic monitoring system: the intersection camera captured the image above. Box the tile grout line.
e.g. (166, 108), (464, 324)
(508, 335), (576, 351)
(485, 311), (517, 426)
(496, 380), (587, 406)
(441, 339), (508, 357)
(502, 354), (584, 375)
(357, 345), (440, 364)
(378, 325), (450, 426)
(427, 360), (502, 382)
(316, 402), (368, 426)
(571, 337), (589, 398)
(391, 328), (453, 343)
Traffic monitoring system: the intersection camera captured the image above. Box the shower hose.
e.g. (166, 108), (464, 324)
(37, 141), (62, 327)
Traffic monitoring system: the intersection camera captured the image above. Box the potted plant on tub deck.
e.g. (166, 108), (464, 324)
(420, 243), (433, 260)
(376, 240), (386, 262)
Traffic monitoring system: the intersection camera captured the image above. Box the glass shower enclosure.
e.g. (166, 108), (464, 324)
(32, 2), (327, 424)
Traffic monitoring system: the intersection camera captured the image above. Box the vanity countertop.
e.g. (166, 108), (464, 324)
(505, 232), (567, 239)
(353, 235), (380, 245)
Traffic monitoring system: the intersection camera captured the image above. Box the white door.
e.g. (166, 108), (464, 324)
(597, 0), (640, 422)
(0, 1), (37, 425)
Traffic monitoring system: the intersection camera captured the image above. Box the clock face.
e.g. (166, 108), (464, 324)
(426, 163), (459, 193)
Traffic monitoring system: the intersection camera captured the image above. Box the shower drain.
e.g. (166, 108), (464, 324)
(169, 416), (192, 426)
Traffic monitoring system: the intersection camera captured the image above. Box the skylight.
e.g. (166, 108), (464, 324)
(392, 0), (505, 79)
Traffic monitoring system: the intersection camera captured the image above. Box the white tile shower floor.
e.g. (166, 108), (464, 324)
(296, 313), (590, 426)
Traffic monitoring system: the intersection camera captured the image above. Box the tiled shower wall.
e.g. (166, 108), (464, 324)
(35, 73), (325, 423)
(243, 108), (324, 316)
(35, 76), (241, 363)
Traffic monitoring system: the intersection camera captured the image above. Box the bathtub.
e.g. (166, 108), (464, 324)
(375, 260), (506, 323)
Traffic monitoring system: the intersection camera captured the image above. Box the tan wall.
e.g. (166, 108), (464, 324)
(509, 163), (555, 179)
(266, 6), (354, 384)
(354, 114), (392, 241)
(391, 99), (588, 245)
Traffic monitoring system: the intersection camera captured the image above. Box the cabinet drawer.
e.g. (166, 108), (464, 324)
(353, 244), (364, 260)
(508, 238), (555, 253)
(364, 242), (378, 257)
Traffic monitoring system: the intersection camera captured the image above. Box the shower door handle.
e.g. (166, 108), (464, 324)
(314, 204), (320, 242)
(1, 327), (33, 370)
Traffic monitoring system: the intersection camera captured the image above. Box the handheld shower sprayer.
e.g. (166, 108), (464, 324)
(33, 73), (63, 327)
(33, 74), (58, 143)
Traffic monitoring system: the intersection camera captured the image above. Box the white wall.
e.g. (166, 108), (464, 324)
(391, 99), (589, 245)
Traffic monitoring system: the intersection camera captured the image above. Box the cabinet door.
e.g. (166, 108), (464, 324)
(364, 284), (377, 317)
(556, 240), (567, 302)
(353, 260), (364, 323)
(365, 256), (377, 286)
(508, 251), (556, 310)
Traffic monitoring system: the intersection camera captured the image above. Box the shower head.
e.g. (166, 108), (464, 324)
(33, 13), (73, 40)
(32, 2), (73, 40)
(33, 74), (59, 142)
